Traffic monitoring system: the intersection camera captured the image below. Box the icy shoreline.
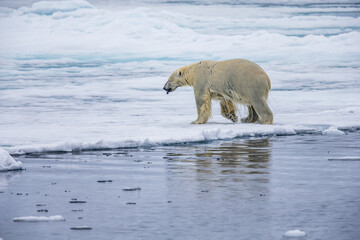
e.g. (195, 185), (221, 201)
(3, 124), (357, 155)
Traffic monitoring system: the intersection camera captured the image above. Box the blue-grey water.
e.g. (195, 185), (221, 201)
(1, 132), (360, 240)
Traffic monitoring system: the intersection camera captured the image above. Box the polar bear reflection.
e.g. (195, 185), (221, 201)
(164, 138), (271, 183)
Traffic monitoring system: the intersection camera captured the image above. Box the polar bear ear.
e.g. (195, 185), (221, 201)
(178, 70), (182, 77)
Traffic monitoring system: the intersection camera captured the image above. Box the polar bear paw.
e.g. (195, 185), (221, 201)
(191, 120), (206, 124)
(225, 113), (238, 123)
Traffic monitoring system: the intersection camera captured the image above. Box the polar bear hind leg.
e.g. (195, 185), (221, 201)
(241, 105), (259, 123)
(251, 98), (273, 124)
(220, 99), (238, 122)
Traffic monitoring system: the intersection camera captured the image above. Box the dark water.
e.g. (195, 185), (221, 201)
(1, 133), (360, 240)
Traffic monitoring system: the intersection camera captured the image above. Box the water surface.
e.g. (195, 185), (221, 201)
(1, 133), (359, 240)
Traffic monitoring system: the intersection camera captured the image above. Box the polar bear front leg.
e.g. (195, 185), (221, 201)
(192, 91), (212, 124)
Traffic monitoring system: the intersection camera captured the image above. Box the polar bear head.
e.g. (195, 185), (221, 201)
(163, 63), (197, 94)
(163, 67), (186, 94)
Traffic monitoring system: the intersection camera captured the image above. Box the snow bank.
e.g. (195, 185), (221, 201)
(283, 229), (306, 237)
(13, 215), (65, 222)
(0, 148), (22, 172)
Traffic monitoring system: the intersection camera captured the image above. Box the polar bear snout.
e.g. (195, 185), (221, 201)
(163, 81), (173, 94)
(163, 86), (172, 94)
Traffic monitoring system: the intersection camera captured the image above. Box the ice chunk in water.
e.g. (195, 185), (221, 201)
(13, 215), (65, 222)
(283, 229), (306, 238)
(0, 148), (22, 172)
(322, 126), (345, 136)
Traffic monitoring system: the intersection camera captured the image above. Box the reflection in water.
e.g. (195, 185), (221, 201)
(0, 171), (23, 189)
(163, 138), (272, 184)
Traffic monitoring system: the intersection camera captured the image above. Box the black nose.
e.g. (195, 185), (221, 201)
(163, 87), (171, 94)
(163, 86), (171, 91)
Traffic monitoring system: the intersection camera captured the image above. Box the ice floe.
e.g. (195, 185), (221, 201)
(283, 229), (306, 238)
(13, 215), (65, 222)
(0, 0), (359, 154)
(328, 156), (360, 161)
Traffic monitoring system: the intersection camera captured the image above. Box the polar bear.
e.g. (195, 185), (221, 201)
(163, 59), (273, 124)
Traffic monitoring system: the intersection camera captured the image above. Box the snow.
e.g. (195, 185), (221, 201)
(0, 148), (22, 172)
(13, 215), (65, 222)
(0, 1), (359, 154)
(283, 229), (307, 237)
(20, 0), (93, 16)
(1, 1), (359, 61)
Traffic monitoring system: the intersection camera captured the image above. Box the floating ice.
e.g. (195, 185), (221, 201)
(283, 229), (306, 237)
(13, 215), (65, 222)
(322, 126), (345, 136)
(0, 148), (22, 172)
(328, 156), (360, 161)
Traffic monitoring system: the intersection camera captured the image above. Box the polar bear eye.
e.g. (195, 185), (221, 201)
(178, 71), (182, 76)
